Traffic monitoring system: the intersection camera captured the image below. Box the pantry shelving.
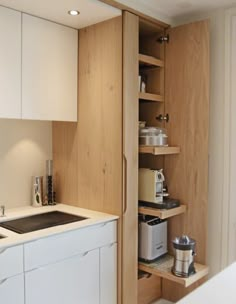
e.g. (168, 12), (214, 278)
(139, 92), (164, 102)
(138, 255), (209, 288)
(139, 53), (164, 68)
(139, 145), (180, 155)
(138, 205), (186, 219)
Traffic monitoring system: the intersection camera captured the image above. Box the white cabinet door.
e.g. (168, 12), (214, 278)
(100, 243), (117, 304)
(0, 6), (21, 119)
(0, 274), (24, 304)
(0, 245), (24, 280)
(22, 14), (78, 121)
(25, 249), (99, 304)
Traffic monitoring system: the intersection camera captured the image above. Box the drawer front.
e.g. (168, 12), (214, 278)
(0, 245), (23, 280)
(24, 220), (117, 271)
(100, 243), (117, 304)
(0, 273), (24, 304)
(25, 249), (99, 304)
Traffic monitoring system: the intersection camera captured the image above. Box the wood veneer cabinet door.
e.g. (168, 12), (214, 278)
(122, 11), (139, 304)
(163, 20), (209, 302)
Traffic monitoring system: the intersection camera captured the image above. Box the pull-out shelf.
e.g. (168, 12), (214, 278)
(138, 205), (186, 220)
(139, 54), (164, 68)
(138, 255), (209, 288)
(139, 146), (180, 155)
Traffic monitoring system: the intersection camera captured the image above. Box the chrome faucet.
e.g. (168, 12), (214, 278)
(0, 205), (5, 217)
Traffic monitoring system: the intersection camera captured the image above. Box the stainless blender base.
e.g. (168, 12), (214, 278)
(171, 266), (196, 278)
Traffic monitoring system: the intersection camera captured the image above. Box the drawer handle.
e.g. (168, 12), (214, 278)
(105, 242), (116, 248)
(0, 278), (7, 285)
(81, 251), (89, 257)
(0, 248), (6, 255)
(100, 223), (107, 227)
(92, 222), (107, 229)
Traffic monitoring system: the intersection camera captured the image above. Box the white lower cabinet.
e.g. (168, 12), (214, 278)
(1, 220), (117, 304)
(100, 243), (117, 304)
(25, 249), (100, 304)
(0, 274), (24, 304)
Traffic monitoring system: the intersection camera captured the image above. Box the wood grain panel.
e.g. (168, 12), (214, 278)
(122, 11), (139, 304)
(53, 17), (123, 304)
(53, 122), (78, 204)
(162, 20), (209, 301)
(75, 17), (123, 215)
(138, 276), (161, 304)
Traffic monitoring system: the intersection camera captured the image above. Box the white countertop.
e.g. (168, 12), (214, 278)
(177, 262), (236, 304)
(0, 204), (118, 249)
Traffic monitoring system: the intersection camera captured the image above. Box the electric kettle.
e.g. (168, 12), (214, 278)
(172, 235), (196, 277)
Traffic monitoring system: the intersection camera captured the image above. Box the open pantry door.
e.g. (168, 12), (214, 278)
(163, 20), (210, 302)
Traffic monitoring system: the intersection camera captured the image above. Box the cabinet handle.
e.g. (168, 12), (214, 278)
(0, 248), (6, 255)
(89, 222), (107, 230)
(0, 278), (7, 285)
(123, 155), (128, 214)
(108, 242), (116, 248)
(81, 251), (89, 257)
(99, 222), (107, 228)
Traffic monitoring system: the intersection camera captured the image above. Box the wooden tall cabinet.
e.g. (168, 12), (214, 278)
(53, 11), (209, 304)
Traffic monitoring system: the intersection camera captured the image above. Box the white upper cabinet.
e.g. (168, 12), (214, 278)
(22, 14), (78, 121)
(0, 6), (21, 119)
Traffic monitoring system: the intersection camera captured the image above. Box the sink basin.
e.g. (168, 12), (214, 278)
(0, 211), (87, 234)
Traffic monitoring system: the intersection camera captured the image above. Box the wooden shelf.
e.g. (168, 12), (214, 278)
(139, 53), (164, 68)
(138, 205), (186, 219)
(139, 146), (180, 155)
(138, 255), (209, 288)
(139, 92), (164, 103)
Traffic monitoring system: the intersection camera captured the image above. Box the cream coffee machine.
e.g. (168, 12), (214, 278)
(138, 168), (180, 209)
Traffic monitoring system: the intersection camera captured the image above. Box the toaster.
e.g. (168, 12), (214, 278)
(138, 215), (167, 262)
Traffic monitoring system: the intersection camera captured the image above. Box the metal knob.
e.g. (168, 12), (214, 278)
(157, 34), (169, 44)
(0, 206), (5, 217)
(156, 114), (169, 123)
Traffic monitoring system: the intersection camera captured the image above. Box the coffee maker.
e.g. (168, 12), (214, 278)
(138, 168), (180, 209)
(138, 168), (168, 204)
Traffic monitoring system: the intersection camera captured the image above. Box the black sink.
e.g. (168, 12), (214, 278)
(0, 211), (87, 234)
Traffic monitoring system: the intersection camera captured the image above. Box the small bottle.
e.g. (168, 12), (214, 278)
(32, 176), (43, 207)
(46, 160), (55, 205)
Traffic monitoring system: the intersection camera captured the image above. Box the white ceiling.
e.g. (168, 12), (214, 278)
(1, 0), (236, 28)
(138, 0), (236, 18)
(0, 0), (121, 29)
(116, 0), (236, 24)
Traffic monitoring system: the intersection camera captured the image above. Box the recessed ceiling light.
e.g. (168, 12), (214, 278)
(68, 10), (80, 16)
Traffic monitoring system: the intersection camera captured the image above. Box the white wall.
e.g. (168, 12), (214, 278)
(0, 119), (52, 209)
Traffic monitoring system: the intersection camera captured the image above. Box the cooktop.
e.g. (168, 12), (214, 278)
(0, 211), (87, 234)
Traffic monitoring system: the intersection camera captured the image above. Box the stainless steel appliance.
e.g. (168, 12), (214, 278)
(139, 127), (168, 146)
(172, 235), (196, 277)
(138, 215), (167, 262)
